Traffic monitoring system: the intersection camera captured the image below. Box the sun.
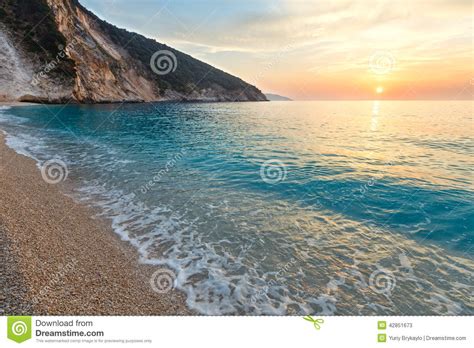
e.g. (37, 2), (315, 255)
(376, 86), (384, 94)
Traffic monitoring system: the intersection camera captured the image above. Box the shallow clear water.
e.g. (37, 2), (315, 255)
(1, 101), (473, 315)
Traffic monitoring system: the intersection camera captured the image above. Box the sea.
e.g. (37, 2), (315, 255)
(0, 100), (472, 315)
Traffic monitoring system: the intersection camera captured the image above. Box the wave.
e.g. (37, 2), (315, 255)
(0, 107), (42, 160)
(1, 103), (473, 315)
(61, 176), (474, 315)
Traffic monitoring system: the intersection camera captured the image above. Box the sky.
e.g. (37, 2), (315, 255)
(80, 0), (473, 100)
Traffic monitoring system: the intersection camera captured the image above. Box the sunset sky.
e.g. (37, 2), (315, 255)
(81, 0), (473, 100)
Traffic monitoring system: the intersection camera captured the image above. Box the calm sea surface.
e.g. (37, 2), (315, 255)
(1, 101), (473, 314)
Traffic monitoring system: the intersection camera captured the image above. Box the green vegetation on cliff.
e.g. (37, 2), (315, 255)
(78, 3), (263, 97)
(0, 0), (75, 77)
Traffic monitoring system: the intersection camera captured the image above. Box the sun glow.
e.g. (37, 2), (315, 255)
(376, 86), (384, 94)
(80, 0), (473, 100)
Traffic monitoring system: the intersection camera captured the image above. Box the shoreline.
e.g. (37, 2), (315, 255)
(0, 132), (191, 315)
(0, 98), (269, 107)
(0, 101), (37, 107)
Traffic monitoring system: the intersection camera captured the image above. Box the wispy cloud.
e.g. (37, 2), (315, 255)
(80, 0), (473, 99)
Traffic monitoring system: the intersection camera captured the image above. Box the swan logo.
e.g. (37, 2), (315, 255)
(7, 316), (32, 343)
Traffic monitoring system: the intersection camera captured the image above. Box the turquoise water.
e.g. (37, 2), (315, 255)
(0, 101), (473, 315)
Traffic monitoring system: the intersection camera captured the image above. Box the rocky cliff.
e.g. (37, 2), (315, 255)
(0, 0), (267, 103)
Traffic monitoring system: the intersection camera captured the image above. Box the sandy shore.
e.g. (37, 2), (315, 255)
(0, 132), (191, 315)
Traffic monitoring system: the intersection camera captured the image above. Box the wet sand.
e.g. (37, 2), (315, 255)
(0, 132), (191, 315)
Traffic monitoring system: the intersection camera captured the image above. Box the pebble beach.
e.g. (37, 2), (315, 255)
(0, 129), (190, 315)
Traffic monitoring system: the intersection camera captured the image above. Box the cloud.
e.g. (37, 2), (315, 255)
(80, 0), (473, 99)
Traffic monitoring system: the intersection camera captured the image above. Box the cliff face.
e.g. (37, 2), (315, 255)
(0, 0), (267, 103)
